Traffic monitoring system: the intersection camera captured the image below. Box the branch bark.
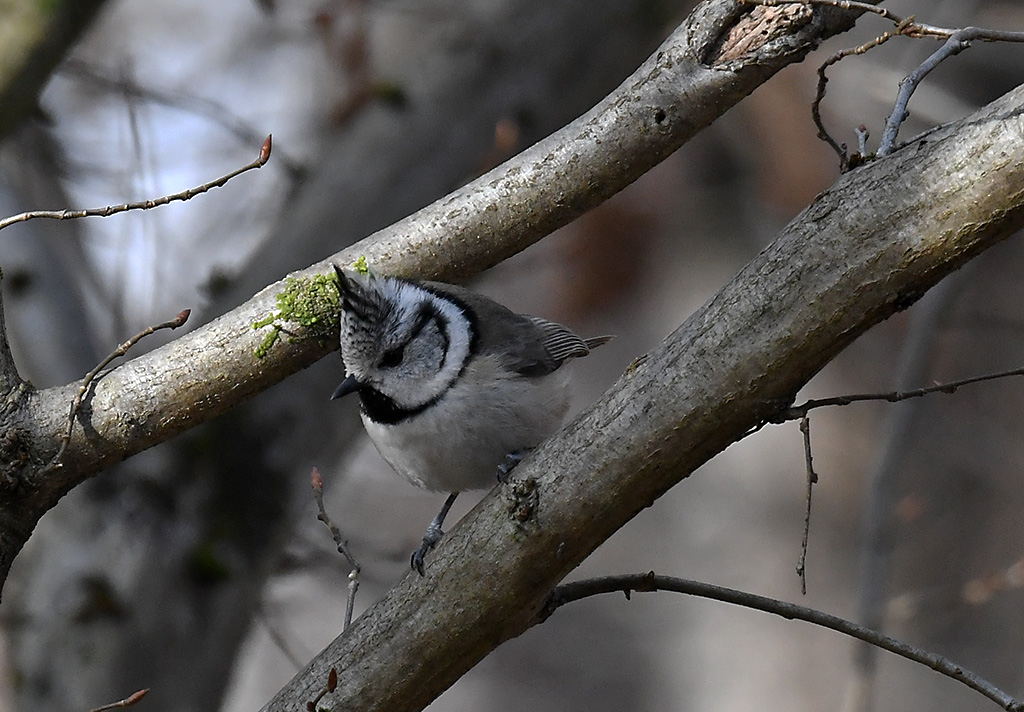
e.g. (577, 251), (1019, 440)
(259, 82), (1024, 711)
(0, 0), (862, 590)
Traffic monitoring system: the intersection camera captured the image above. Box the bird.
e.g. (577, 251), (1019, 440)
(330, 265), (611, 574)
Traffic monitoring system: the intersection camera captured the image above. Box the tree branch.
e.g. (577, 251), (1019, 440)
(541, 573), (1023, 712)
(256, 81), (1024, 711)
(1, 0), (862, 587)
(0, 1), (1021, 708)
(0, 136), (271, 232)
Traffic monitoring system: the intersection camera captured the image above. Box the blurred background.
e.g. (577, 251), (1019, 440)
(1, 1), (1024, 711)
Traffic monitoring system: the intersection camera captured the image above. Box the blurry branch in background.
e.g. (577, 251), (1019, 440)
(256, 606), (307, 672)
(0, 135), (272, 232)
(848, 273), (965, 712)
(59, 60), (306, 179)
(0, 0), (109, 139)
(541, 574), (1024, 712)
(742, 0), (1024, 169)
(761, 331), (1024, 707)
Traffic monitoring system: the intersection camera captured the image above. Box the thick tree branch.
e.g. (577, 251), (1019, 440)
(0, 0), (862, 586)
(259, 83), (1024, 712)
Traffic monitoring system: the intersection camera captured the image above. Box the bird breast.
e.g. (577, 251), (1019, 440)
(362, 355), (573, 492)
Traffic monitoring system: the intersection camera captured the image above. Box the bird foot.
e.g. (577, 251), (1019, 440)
(410, 492), (459, 575)
(496, 449), (532, 483)
(411, 525), (443, 576)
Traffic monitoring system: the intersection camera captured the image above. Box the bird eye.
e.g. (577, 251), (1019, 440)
(380, 346), (405, 368)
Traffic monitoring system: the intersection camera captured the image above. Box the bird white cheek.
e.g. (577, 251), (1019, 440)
(362, 361), (573, 493)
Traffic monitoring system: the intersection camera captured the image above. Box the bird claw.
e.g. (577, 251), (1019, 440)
(410, 492), (458, 576)
(496, 449), (530, 483)
(410, 530), (441, 576)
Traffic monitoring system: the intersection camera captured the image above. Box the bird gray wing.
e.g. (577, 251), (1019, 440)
(527, 316), (595, 362)
(420, 280), (610, 377)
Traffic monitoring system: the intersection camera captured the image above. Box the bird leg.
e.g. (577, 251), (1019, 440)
(411, 491), (459, 575)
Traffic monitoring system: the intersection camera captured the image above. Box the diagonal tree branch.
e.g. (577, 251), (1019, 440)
(1, 0), (865, 589)
(3, 1), (1023, 709)
(259, 82), (1024, 712)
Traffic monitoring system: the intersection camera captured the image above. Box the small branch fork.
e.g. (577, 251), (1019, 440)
(757, 365), (1024, 591)
(740, 0), (1024, 169)
(770, 366), (1024, 423)
(311, 467), (361, 632)
(0, 135), (272, 232)
(542, 572), (1024, 712)
(305, 469), (359, 712)
(49, 309), (192, 469)
(6, 136), (272, 468)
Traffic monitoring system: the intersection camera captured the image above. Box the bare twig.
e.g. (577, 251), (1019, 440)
(50, 309), (192, 468)
(854, 124), (869, 157)
(770, 366), (1024, 423)
(796, 416), (817, 595)
(306, 668), (338, 712)
(811, 22), (907, 168)
(311, 467), (361, 631)
(542, 572), (1024, 712)
(878, 27), (1024, 155)
(87, 689), (149, 712)
(0, 135), (272, 232)
(741, 0), (1024, 164)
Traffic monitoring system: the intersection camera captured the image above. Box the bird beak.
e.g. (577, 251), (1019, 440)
(331, 375), (360, 400)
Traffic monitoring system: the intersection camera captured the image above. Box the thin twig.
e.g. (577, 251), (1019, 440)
(0, 135), (272, 232)
(306, 668), (338, 712)
(878, 27), (1024, 155)
(50, 309), (192, 468)
(855, 124), (869, 157)
(796, 416), (817, 595)
(812, 49), (851, 168)
(87, 689), (149, 712)
(742, 0), (1024, 165)
(771, 366), (1024, 423)
(311, 467), (361, 631)
(542, 572), (1024, 712)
